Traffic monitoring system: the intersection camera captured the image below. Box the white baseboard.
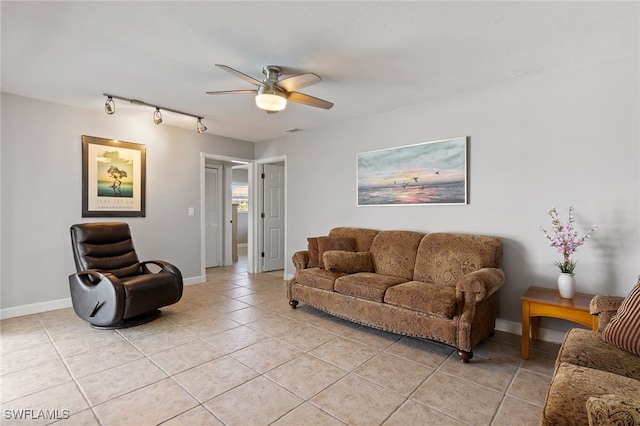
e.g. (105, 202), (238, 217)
(0, 275), (205, 320)
(0, 277), (569, 345)
(495, 318), (567, 344)
(0, 298), (73, 320)
(183, 276), (206, 286)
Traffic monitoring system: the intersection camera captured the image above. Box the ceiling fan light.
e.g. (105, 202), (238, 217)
(153, 108), (162, 125)
(255, 93), (286, 112)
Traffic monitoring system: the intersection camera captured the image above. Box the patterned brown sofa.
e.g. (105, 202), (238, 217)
(288, 227), (505, 362)
(541, 278), (640, 425)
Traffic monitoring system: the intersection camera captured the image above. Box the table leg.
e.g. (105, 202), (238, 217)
(521, 301), (530, 360)
(531, 317), (539, 341)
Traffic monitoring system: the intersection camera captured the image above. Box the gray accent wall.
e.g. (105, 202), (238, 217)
(256, 55), (640, 325)
(1, 93), (254, 314)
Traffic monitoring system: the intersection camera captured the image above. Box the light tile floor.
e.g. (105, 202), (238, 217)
(1, 251), (560, 425)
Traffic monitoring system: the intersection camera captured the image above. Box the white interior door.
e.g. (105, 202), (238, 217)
(262, 164), (285, 271)
(205, 166), (222, 268)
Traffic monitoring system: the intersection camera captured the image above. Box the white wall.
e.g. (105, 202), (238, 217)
(0, 93), (255, 316)
(256, 55), (640, 326)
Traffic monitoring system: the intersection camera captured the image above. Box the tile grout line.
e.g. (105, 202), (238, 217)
(37, 314), (104, 426)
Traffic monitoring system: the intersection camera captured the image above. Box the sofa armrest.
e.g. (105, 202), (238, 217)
(291, 250), (310, 273)
(590, 295), (625, 331)
(586, 394), (640, 426)
(455, 268), (505, 303)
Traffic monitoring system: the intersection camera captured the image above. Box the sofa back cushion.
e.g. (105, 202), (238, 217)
(413, 233), (502, 286)
(369, 230), (425, 280)
(307, 237), (321, 268)
(328, 227), (380, 252)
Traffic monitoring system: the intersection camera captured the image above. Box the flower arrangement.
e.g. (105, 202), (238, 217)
(539, 206), (597, 274)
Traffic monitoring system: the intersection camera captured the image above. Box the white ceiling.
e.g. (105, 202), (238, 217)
(1, 1), (636, 143)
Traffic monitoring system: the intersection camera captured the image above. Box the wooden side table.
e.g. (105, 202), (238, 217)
(520, 286), (598, 359)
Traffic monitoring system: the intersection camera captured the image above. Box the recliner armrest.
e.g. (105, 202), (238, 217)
(68, 270), (125, 325)
(141, 260), (182, 279)
(74, 270), (122, 287)
(455, 268), (505, 303)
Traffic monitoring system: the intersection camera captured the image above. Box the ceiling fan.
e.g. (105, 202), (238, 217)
(206, 64), (334, 113)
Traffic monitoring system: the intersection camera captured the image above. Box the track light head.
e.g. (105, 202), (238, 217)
(197, 118), (207, 134)
(153, 108), (163, 125)
(105, 96), (115, 115)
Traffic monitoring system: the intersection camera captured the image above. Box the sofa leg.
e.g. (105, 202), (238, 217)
(289, 299), (299, 309)
(457, 350), (473, 363)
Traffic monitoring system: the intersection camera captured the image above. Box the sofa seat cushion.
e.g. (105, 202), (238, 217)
(557, 328), (640, 380)
(541, 362), (640, 425)
(384, 281), (457, 318)
(334, 273), (408, 302)
(295, 268), (347, 291)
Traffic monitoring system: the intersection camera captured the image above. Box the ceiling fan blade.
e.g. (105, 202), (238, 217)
(215, 64), (265, 87)
(276, 73), (321, 92)
(206, 90), (258, 95)
(287, 91), (334, 109)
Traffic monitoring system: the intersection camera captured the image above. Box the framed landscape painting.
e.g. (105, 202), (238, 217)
(82, 135), (146, 217)
(357, 136), (468, 206)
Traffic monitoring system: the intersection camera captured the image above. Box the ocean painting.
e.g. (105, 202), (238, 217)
(357, 137), (467, 206)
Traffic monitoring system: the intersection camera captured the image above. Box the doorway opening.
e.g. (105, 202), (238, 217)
(200, 153), (287, 281)
(200, 153), (253, 280)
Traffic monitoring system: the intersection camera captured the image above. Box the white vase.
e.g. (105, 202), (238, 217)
(557, 273), (576, 299)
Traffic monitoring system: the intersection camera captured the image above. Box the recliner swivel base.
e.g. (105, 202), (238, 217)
(90, 309), (161, 330)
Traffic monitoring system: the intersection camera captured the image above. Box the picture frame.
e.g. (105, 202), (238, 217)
(357, 136), (468, 206)
(82, 135), (146, 217)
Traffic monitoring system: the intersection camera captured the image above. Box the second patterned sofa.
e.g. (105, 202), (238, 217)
(541, 278), (640, 425)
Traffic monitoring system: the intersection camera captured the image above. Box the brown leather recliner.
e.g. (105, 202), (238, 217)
(68, 222), (183, 329)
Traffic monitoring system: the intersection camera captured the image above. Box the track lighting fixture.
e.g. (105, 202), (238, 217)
(153, 108), (163, 125)
(105, 96), (115, 115)
(197, 118), (207, 134)
(103, 94), (207, 134)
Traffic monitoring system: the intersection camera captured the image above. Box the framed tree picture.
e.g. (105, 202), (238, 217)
(82, 135), (146, 217)
(357, 136), (468, 206)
